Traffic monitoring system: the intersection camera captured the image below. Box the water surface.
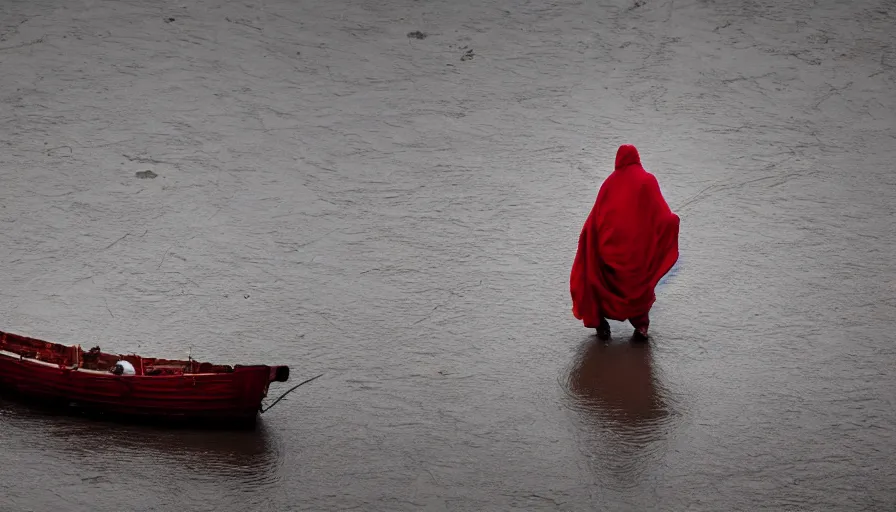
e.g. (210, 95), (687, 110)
(1, 0), (894, 510)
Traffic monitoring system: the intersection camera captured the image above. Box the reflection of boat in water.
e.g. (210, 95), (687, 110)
(1, 394), (280, 475)
(0, 329), (290, 429)
(565, 338), (678, 480)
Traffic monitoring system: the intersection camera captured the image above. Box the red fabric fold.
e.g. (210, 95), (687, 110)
(570, 144), (680, 327)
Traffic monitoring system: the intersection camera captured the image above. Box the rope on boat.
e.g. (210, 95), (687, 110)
(260, 373), (323, 413)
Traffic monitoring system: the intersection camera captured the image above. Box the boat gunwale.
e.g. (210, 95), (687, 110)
(0, 349), (273, 379)
(0, 331), (284, 379)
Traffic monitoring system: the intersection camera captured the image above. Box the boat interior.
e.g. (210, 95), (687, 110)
(0, 330), (236, 376)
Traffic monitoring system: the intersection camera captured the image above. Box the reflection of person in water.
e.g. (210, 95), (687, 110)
(567, 339), (668, 430)
(565, 339), (675, 482)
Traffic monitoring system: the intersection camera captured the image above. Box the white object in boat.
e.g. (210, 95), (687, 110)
(113, 360), (136, 375)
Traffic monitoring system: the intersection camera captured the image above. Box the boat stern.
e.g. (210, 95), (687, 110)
(269, 365), (289, 383)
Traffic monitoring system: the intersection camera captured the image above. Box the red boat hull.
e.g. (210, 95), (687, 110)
(0, 330), (289, 429)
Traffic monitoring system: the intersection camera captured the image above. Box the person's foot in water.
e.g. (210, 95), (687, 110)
(630, 313), (649, 341)
(596, 318), (611, 340)
(632, 326), (649, 341)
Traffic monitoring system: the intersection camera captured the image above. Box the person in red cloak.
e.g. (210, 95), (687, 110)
(570, 144), (680, 340)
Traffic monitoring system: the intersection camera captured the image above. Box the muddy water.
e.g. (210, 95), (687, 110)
(1, 0), (895, 510)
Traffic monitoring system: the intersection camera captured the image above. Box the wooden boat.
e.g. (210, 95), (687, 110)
(0, 329), (290, 429)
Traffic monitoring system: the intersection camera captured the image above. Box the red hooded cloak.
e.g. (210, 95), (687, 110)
(570, 145), (680, 327)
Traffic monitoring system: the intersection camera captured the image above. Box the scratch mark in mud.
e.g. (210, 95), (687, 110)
(675, 157), (814, 212)
(785, 50), (822, 66)
(123, 153), (180, 167)
(162, 271), (199, 288)
(29, 190), (75, 199)
(501, 493), (567, 507)
(226, 17), (262, 31)
(869, 51), (893, 78)
(813, 81), (853, 109)
(0, 37), (43, 51)
(0, 16), (33, 41)
(720, 72), (775, 84)
(45, 145), (73, 157)
(104, 233), (131, 250)
(157, 246), (173, 269)
(71, 275), (94, 286)
(413, 304), (442, 325)
(314, 311), (340, 329)
(274, 228), (338, 252)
